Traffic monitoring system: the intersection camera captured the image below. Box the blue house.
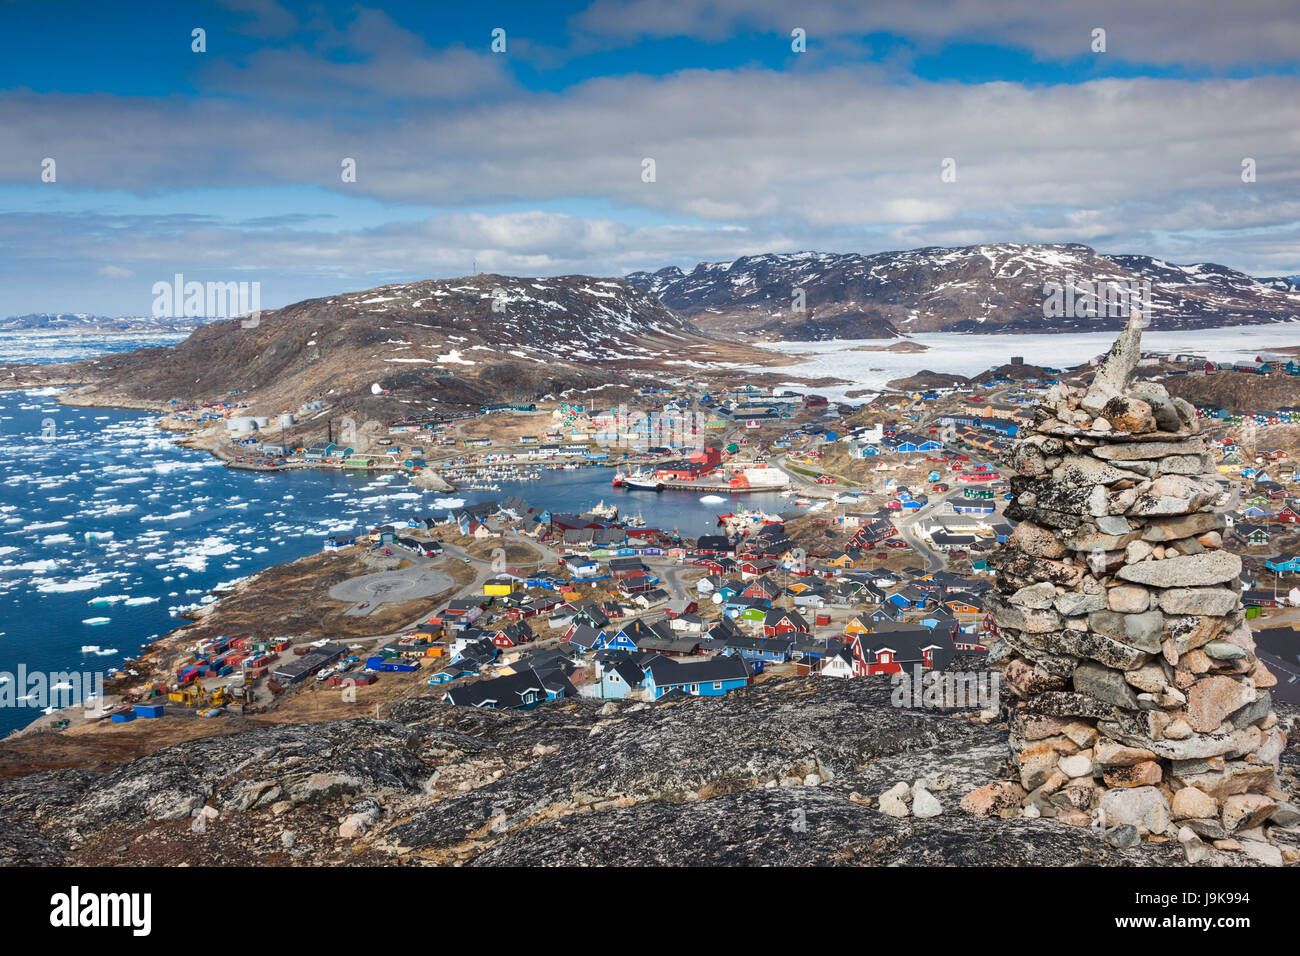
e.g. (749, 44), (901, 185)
(871, 603), (902, 623)
(894, 433), (943, 453)
(1266, 553), (1300, 574)
(590, 659), (645, 699)
(565, 623), (606, 653)
(886, 586), (930, 610)
(642, 655), (752, 699)
(721, 637), (792, 663)
(606, 618), (671, 652)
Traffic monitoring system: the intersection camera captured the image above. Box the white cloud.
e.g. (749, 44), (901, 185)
(2, 4), (1299, 313)
(571, 0), (1300, 67)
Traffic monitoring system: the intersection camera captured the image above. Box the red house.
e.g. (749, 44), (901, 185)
(492, 622), (534, 647)
(847, 630), (944, 676)
(763, 608), (809, 637)
(1277, 502), (1300, 523)
(664, 600), (698, 619)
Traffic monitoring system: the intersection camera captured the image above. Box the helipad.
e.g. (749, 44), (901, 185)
(330, 567), (454, 614)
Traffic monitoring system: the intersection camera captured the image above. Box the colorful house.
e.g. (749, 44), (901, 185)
(642, 655), (752, 699)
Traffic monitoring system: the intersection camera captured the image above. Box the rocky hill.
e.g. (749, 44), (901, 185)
(1165, 368), (1300, 414)
(626, 244), (1300, 341)
(2, 672), (1292, 866)
(1, 274), (728, 429)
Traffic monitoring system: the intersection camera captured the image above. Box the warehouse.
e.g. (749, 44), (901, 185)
(273, 643), (345, 684)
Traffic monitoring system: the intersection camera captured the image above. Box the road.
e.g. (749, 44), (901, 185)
(893, 487), (961, 572)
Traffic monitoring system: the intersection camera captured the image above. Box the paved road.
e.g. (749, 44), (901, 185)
(894, 487), (962, 572)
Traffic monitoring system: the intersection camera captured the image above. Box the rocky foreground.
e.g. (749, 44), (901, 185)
(2, 672), (1295, 867)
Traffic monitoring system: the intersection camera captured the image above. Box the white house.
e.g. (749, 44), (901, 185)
(820, 648), (855, 678)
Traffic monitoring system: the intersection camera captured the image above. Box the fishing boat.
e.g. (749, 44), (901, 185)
(622, 469), (665, 491)
(589, 500), (619, 519)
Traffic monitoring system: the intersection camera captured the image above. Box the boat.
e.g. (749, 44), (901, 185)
(622, 469), (665, 491)
(612, 470), (627, 488)
(589, 500), (619, 519)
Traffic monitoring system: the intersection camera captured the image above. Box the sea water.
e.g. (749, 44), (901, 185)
(0, 388), (784, 735)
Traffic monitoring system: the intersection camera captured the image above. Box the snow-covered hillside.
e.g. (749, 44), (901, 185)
(627, 244), (1300, 340)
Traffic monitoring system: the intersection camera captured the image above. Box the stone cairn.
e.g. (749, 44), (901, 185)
(980, 311), (1294, 863)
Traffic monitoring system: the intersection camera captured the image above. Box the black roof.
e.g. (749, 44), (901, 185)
(645, 654), (751, 687)
(444, 667), (548, 709)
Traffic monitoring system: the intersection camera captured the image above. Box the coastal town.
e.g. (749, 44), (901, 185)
(44, 344), (1295, 736)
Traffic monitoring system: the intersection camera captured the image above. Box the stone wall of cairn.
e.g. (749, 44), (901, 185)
(985, 313), (1293, 862)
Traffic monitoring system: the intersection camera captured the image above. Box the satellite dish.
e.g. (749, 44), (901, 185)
(370, 383), (383, 395)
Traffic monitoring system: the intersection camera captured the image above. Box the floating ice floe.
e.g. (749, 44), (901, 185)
(37, 577), (107, 593)
(82, 617), (111, 626)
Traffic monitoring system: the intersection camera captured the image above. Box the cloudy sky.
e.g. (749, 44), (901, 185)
(3, 0), (1299, 315)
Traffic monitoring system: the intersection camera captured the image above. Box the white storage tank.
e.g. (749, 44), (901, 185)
(226, 417), (258, 433)
(278, 413), (295, 427)
(252, 417), (270, 429)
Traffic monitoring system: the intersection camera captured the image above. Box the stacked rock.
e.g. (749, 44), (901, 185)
(986, 312), (1291, 859)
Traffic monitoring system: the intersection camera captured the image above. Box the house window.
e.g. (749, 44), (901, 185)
(713, 681), (723, 690)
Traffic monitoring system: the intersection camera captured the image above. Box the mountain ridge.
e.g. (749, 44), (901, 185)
(626, 243), (1300, 340)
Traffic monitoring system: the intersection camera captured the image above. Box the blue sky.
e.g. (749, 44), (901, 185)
(2, 0), (1299, 315)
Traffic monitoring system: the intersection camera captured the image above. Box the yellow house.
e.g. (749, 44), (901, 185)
(844, 615), (871, 636)
(484, 580), (516, 596)
(827, 553), (856, 569)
